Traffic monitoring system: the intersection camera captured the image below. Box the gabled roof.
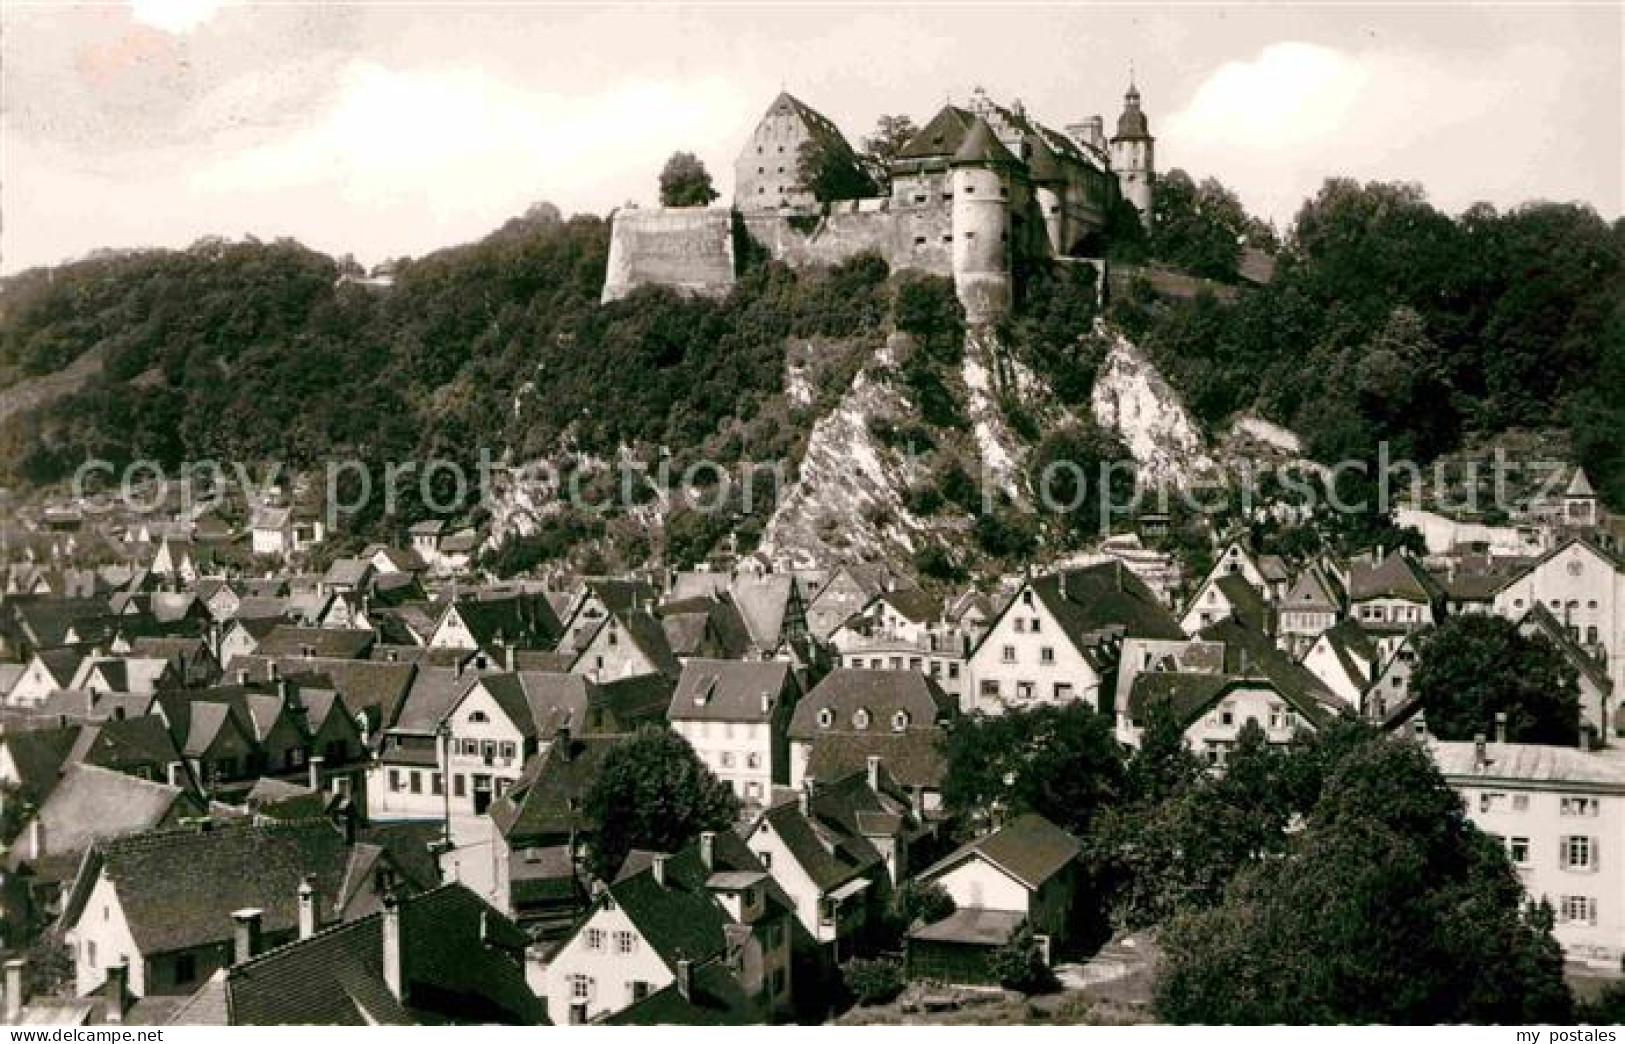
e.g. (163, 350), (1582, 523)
(234, 656), (416, 736)
(920, 812), (1080, 892)
(1198, 617), (1343, 716)
(1011, 561), (1185, 652)
(1347, 550), (1441, 604)
(951, 116), (1020, 167)
(1568, 467), (1596, 498)
(71, 713), (187, 775)
(1283, 565), (1341, 612)
(753, 771), (912, 893)
(896, 105), (976, 162)
(218, 884), (543, 1026)
(1212, 574), (1270, 631)
(11, 763), (199, 876)
(322, 558), (374, 588)
(0, 724), (82, 805)
(729, 575), (801, 652)
(256, 626), (376, 660)
(1519, 603), (1613, 694)
(488, 734), (628, 842)
(803, 729), (947, 791)
(668, 659), (794, 724)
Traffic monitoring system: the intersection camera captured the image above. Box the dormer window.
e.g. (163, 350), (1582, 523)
(892, 710), (910, 732)
(469, 710), (489, 724)
(816, 707), (834, 728)
(853, 708), (872, 729)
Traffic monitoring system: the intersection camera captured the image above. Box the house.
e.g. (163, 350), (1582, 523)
(249, 505), (325, 560)
(743, 766), (923, 954)
(1433, 738), (1625, 968)
(149, 537), (204, 586)
(216, 616), (281, 668)
(1361, 632), (1424, 723)
(803, 563), (918, 640)
(908, 813), (1082, 984)
(1518, 604), (1615, 742)
(730, 574), (811, 658)
(570, 610), (680, 682)
(60, 817), (433, 999)
(128, 636), (220, 687)
(1347, 548), (1443, 633)
(68, 656), (178, 697)
(543, 834), (793, 1025)
(1178, 572), (1272, 636)
(1491, 538), (1625, 705)
(668, 660), (801, 806)
(786, 669), (955, 805)
(657, 594), (754, 662)
(1277, 564), (1344, 654)
(0, 724), (82, 810)
(486, 732), (625, 938)
(425, 592), (563, 660)
(170, 883), (544, 1025)
(966, 561), (1184, 715)
(320, 558), (374, 597)
(430, 672), (559, 816)
(1298, 618), (1377, 709)
(7, 648), (89, 706)
(255, 626), (376, 661)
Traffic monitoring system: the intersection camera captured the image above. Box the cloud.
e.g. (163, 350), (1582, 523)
(129, 0), (224, 34)
(1159, 41), (1602, 226)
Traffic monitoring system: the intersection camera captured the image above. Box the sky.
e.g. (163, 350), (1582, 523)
(2, 2), (1621, 274)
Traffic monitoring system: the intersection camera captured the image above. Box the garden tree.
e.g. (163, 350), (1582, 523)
(1155, 739), (1572, 1024)
(582, 726), (740, 879)
(860, 113), (919, 191)
(658, 152), (719, 207)
(988, 919), (1058, 994)
(1122, 699), (1204, 806)
(896, 878), (956, 928)
(939, 702), (1125, 840)
(1410, 615), (1581, 745)
(1027, 420), (1134, 544)
(841, 957), (904, 1005)
(1145, 169), (1252, 282)
(795, 135), (877, 204)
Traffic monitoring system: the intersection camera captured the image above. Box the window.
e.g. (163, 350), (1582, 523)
(1053, 682), (1073, 702)
(454, 774), (466, 798)
(431, 773), (443, 796)
(758, 851), (772, 870)
(175, 953), (197, 984)
(853, 708), (872, 729)
(948, 663), (960, 680)
(461, 739), (478, 756)
(615, 930), (637, 955)
(631, 981), (651, 1002)
(389, 769), (402, 793)
(1030, 618), (1041, 633)
(500, 741), (517, 762)
(570, 974), (594, 1000)
(980, 680), (1000, 698)
(721, 751), (735, 768)
(1479, 792), (1505, 814)
(585, 928), (606, 951)
(1513, 794), (1529, 812)
(1016, 681), (1035, 701)
(409, 771), (422, 795)
(1001, 645), (1016, 664)
(1015, 619), (1026, 634)
(1562, 797), (1600, 817)
(1510, 837), (1530, 866)
(469, 710), (489, 723)
(816, 707), (834, 728)
(1561, 896), (1598, 925)
(1562, 835), (1595, 871)
(1220, 702), (1235, 727)
(892, 710), (910, 731)
(1039, 646), (1055, 665)
(747, 751), (762, 769)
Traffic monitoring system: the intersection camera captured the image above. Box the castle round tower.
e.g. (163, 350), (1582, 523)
(950, 116), (1016, 321)
(1109, 79), (1156, 223)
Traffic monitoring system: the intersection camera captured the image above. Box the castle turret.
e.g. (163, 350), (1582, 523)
(1110, 79), (1155, 222)
(950, 117), (1016, 321)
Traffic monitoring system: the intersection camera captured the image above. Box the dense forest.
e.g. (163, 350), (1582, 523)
(1, 175), (1620, 554)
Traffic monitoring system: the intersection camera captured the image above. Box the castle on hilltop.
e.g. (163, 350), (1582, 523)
(602, 82), (1156, 320)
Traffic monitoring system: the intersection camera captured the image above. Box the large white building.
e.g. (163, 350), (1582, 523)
(1433, 738), (1625, 968)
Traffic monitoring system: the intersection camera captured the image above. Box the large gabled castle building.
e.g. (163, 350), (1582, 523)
(602, 82), (1156, 320)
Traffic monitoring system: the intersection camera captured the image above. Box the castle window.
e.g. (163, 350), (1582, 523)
(758, 167), (764, 174)
(914, 236), (926, 246)
(965, 231), (975, 240)
(914, 195), (926, 204)
(777, 167), (784, 174)
(964, 186), (975, 195)
(942, 235), (952, 243)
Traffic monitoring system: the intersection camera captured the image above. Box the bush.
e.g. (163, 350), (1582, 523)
(988, 920), (1057, 995)
(897, 879), (956, 928)
(842, 957), (905, 1006)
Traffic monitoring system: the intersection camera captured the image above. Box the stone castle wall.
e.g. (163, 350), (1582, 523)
(739, 201), (954, 278)
(601, 207), (738, 303)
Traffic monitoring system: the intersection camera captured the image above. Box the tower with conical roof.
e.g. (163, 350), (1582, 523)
(949, 116), (1017, 321)
(1110, 77), (1156, 222)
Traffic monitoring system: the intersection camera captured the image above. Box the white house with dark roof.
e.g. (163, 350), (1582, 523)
(1433, 738), (1625, 968)
(668, 659), (800, 807)
(786, 668), (955, 805)
(1492, 538), (1625, 707)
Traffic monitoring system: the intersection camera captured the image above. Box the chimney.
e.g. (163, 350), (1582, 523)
(386, 648), (399, 663)
(652, 854), (668, 887)
(699, 831), (716, 872)
(760, 691), (772, 715)
(381, 892), (405, 1001)
(1473, 732), (1488, 771)
(308, 754), (325, 793)
(232, 908), (264, 965)
(866, 755), (882, 791)
(237, 668), (249, 685)
(555, 719), (573, 761)
(799, 779), (814, 817)
(268, 661), (279, 682)
(675, 959), (692, 1001)
(4, 958), (26, 1023)
(1494, 712), (1508, 744)
(104, 959), (129, 1024)
(298, 875), (320, 939)
(28, 818), (45, 861)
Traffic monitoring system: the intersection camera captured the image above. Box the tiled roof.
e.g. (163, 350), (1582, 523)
(951, 116), (1019, 167)
(789, 669), (955, 740)
(1024, 561), (1186, 649)
(488, 734), (627, 842)
(1347, 550), (1441, 604)
(256, 626), (376, 660)
(803, 729), (947, 791)
(11, 763), (198, 876)
(1429, 740), (1625, 791)
(0, 724), (82, 805)
(668, 659), (794, 723)
(925, 812), (1080, 892)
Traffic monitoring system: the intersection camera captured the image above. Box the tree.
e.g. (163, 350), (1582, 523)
(896, 878), (956, 929)
(582, 727), (740, 879)
(861, 113), (919, 191)
(1155, 739), (1572, 1024)
(988, 919), (1058, 994)
(1122, 699), (1204, 806)
(940, 702), (1125, 839)
(795, 136), (877, 204)
(1410, 615), (1582, 745)
(1027, 421), (1135, 544)
(659, 151), (719, 208)
(1146, 170), (1250, 282)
